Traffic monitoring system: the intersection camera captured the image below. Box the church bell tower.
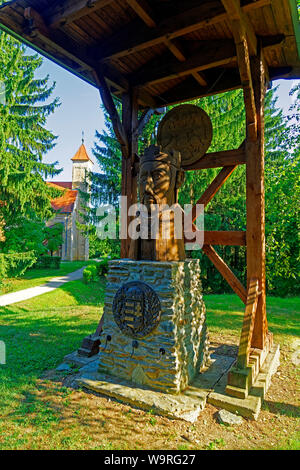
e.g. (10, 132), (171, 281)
(71, 135), (94, 261)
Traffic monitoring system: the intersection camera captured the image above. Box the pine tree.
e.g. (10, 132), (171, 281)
(0, 31), (61, 242)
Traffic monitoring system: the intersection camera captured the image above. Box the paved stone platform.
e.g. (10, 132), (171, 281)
(62, 343), (279, 422)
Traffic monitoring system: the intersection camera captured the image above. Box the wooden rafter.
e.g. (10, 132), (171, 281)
(97, 0), (271, 61)
(237, 278), (260, 368)
(125, 1), (208, 87)
(23, 7), (157, 109)
(45, 0), (114, 28)
(129, 35), (281, 88)
(126, 0), (156, 28)
(202, 245), (247, 304)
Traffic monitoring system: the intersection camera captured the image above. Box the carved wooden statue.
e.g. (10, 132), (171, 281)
(129, 144), (186, 261)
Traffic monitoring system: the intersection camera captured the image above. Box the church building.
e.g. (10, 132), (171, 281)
(46, 141), (93, 261)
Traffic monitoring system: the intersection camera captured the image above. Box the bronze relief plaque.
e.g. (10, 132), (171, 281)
(113, 281), (161, 339)
(157, 104), (213, 167)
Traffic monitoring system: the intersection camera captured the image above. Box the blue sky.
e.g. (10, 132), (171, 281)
(37, 56), (298, 182)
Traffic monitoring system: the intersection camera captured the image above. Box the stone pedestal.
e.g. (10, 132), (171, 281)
(98, 259), (210, 394)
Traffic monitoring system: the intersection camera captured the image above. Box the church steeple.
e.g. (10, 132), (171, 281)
(71, 136), (93, 190)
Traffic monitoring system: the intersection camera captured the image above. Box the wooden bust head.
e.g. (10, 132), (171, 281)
(129, 145), (186, 261)
(139, 144), (185, 209)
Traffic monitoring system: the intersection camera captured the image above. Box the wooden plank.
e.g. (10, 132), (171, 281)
(97, 0), (271, 61)
(126, 0), (156, 28)
(183, 145), (246, 170)
(202, 244), (247, 304)
(46, 0), (114, 28)
(246, 47), (268, 350)
(189, 165), (237, 222)
(236, 277), (260, 368)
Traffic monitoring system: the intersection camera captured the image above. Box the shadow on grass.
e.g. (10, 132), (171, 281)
(204, 294), (300, 338)
(262, 400), (300, 418)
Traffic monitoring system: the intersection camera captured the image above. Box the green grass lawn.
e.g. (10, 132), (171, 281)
(0, 280), (299, 450)
(0, 260), (95, 294)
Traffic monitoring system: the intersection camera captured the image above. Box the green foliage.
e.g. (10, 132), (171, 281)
(0, 251), (37, 285)
(0, 218), (46, 255)
(34, 256), (61, 270)
(89, 232), (120, 259)
(83, 264), (98, 283)
(0, 30), (61, 235)
(96, 258), (109, 277)
(44, 223), (64, 256)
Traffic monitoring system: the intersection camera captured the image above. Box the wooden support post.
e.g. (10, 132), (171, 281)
(236, 278), (260, 369)
(121, 89), (139, 258)
(246, 48), (268, 350)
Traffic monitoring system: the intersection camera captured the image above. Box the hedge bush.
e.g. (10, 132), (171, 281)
(83, 264), (98, 284)
(34, 256), (61, 269)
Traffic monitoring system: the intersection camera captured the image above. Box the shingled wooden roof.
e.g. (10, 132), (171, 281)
(0, 0), (299, 108)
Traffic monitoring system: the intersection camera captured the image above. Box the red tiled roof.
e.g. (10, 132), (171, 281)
(47, 182), (78, 213)
(51, 181), (73, 189)
(71, 143), (94, 163)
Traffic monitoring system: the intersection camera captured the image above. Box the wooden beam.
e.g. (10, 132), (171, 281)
(222, 0), (257, 140)
(126, 0), (156, 28)
(189, 165), (237, 222)
(246, 47), (268, 350)
(46, 0), (114, 28)
(134, 108), (155, 137)
(24, 7), (92, 71)
(97, 0), (271, 61)
(121, 89), (139, 258)
(185, 231), (246, 246)
(183, 145), (246, 171)
(205, 231), (246, 246)
(93, 67), (128, 156)
(202, 244), (247, 304)
(237, 278), (260, 368)
(222, 0), (257, 55)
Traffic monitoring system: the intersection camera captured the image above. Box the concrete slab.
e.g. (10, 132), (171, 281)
(208, 344), (280, 420)
(77, 372), (206, 423)
(62, 343), (279, 422)
(75, 344), (234, 422)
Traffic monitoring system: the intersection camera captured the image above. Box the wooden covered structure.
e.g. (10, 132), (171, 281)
(1, 0), (299, 396)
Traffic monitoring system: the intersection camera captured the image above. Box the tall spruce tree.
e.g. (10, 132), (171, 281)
(0, 31), (61, 244)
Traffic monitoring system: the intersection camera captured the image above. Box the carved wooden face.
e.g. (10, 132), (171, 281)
(139, 160), (177, 207)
